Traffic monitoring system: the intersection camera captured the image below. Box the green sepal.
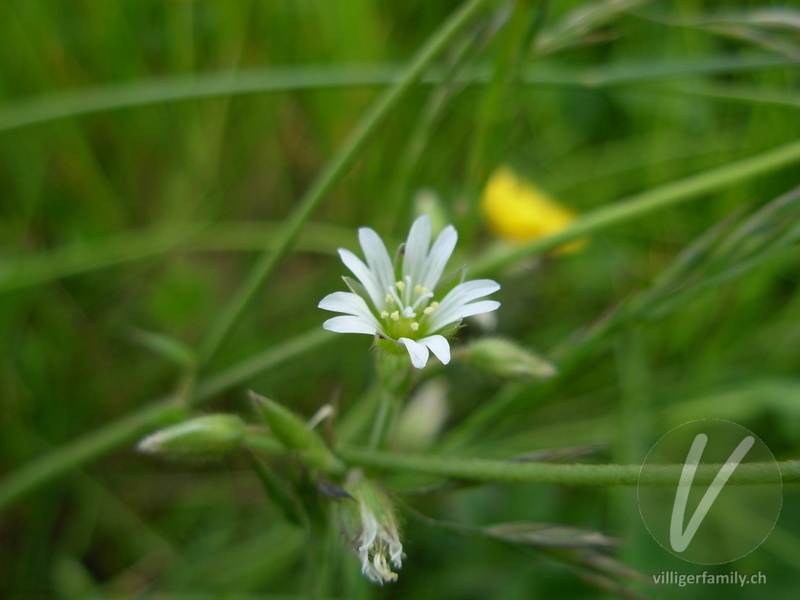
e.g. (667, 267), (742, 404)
(342, 276), (371, 305)
(250, 391), (345, 475)
(374, 331), (406, 356)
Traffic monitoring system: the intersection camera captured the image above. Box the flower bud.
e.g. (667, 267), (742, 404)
(465, 338), (557, 380)
(137, 414), (245, 457)
(250, 391), (344, 474)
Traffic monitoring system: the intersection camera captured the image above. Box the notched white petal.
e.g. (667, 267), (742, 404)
(399, 337), (430, 369)
(419, 335), (451, 365)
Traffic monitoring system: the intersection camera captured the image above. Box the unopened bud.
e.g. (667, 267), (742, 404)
(137, 414), (245, 457)
(465, 338), (557, 380)
(250, 391), (344, 474)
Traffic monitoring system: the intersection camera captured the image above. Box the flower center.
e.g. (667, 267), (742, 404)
(378, 277), (439, 339)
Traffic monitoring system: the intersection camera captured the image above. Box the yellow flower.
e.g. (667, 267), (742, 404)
(481, 166), (585, 254)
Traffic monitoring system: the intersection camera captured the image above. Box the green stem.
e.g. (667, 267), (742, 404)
(197, 0), (495, 364)
(337, 448), (800, 486)
(368, 351), (415, 450)
(470, 138), (800, 276)
(368, 390), (398, 451)
(0, 328), (331, 512)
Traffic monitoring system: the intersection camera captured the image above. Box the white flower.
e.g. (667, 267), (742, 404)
(319, 215), (501, 368)
(357, 502), (404, 584)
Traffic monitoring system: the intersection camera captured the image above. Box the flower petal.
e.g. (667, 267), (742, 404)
(399, 337), (430, 369)
(318, 291), (381, 327)
(443, 278), (501, 303)
(429, 279), (501, 330)
(338, 248), (384, 309)
(419, 335), (450, 365)
(322, 316), (378, 335)
(402, 215), (431, 285)
(452, 300), (501, 320)
(318, 291), (369, 315)
(420, 224), (457, 292)
(359, 227), (395, 298)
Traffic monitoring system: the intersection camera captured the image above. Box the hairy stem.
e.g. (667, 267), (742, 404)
(337, 447), (800, 487)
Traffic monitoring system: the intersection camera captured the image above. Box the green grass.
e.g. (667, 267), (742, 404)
(2, 1), (800, 598)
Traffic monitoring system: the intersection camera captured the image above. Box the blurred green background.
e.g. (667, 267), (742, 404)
(1, 0), (800, 598)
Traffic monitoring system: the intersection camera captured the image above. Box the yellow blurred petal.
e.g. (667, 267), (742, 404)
(481, 166), (586, 254)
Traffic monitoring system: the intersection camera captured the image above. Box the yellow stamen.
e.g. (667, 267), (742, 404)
(413, 284), (423, 294)
(396, 281), (406, 292)
(410, 322), (419, 331)
(391, 311), (400, 321)
(430, 301), (439, 309)
(380, 311), (389, 319)
(385, 294), (394, 304)
(423, 306), (435, 315)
